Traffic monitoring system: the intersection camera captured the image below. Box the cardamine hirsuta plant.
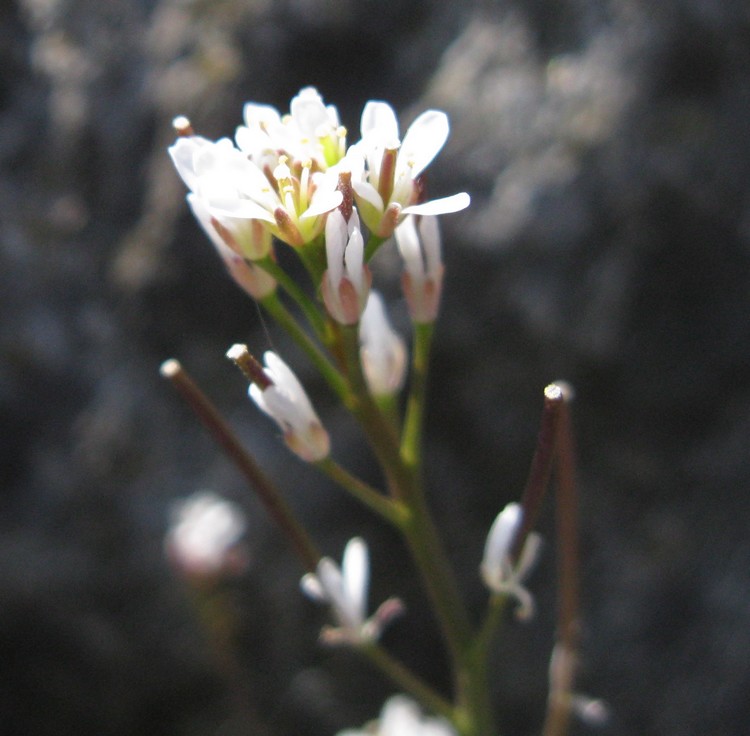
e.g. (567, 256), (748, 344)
(161, 87), (605, 736)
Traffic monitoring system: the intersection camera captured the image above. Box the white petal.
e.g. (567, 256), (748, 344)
(481, 503), (523, 590)
(300, 572), (326, 601)
(417, 215), (443, 278)
(325, 208), (347, 286)
(403, 192), (471, 216)
(209, 198), (277, 223)
(394, 216), (423, 276)
(242, 101), (281, 128)
(290, 87), (331, 137)
(342, 537), (369, 623)
(344, 226), (365, 290)
(360, 100), (400, 144)
(351, 180), (384, 212)
(398, 110), (449, 177)
(169, 136), (211, 191)
(301, 189), (343, 219)
(319, 557), (360, 628)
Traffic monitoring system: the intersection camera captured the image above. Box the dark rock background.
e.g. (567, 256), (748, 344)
(2, 0), (749, 734)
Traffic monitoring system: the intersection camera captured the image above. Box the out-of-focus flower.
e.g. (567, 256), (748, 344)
(248, 351), (330, 462)
(236, 86), (348, 171)
(359, 292), (407, 396)
(165, 491), (248, 579)
(321, 208), (371, 324)
(394, 214), (444, 323)
(337, 694), (457, 736)
(187, 194), (276, 299)
(301, 537), (403, 645)
(480, 502), (541, 620)
(169, 130), (342, 249)
(345, 101), (470, 237)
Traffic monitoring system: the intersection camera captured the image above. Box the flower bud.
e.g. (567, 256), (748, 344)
(395, 214), (444, 323)
(321, 208), (371, 324)
(248, 351), (330, 462)
(359, 292), (407, 396)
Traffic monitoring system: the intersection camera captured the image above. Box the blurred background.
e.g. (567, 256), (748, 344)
(2, 0), (750, 734)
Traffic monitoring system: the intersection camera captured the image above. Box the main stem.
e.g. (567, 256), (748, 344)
(337, 323), (493, 736)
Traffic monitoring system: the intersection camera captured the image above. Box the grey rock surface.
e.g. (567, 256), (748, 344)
(1, 0), (749, 734)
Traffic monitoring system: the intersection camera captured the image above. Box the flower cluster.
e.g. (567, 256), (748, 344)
(169, 88), (468, 325)
(171, 87), (468, 252)
(168, 89), (468, 462)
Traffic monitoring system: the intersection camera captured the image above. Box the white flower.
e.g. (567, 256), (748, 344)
(301, 538), (403, 645)
(321, 208), (371, 324)
(337, 695), (457, 736)
(187, 194), (276, 299)
(248, 351), (330, 462)
(236, 86), (347, 171)
(480, 502), (541, 620)
(345, 100), (470, 237)
(394, 214), (444, 323)
(359, 292), (407, 396)
(165, 491), (247, 578)
(169, 132), (342, 248)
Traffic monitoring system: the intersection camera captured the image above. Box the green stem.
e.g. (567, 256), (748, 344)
(400, 494), (474, 678)
(337, 324), (411, 501)
(256, 256), (327, 338)
(400, 322), (434, 469)
(260, 292), (349, 402)
(337, 324), (486, 733)
(316, 457), (406, 526)
(360, 641), (456, 723)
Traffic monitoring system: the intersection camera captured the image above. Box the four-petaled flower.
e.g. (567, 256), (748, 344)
(480, 502), (542, 620)
(170, 133), (342, 249)
(345, 100), (470, 237)
(337, 694), (458, 736)
(248, 351), (330, 462)
(237, 86), (348, 172)
(301, 537), (404, 645)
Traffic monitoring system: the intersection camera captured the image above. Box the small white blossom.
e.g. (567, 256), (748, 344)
(301, 538), (403, 645)
(394, 214), (444, 323)
(249, 351), (330, 462)
(187, 194), (276, 299)
(359, 292), (407, 396)
(337, 695), (457, 736)
(169, 132), (342, 249)
(346, 100), (470, 237)
(236, 86), (347, 171)
(321, 208), (371, 324)
(480, 502), (541, 620)
(165, 491), (247, 578)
